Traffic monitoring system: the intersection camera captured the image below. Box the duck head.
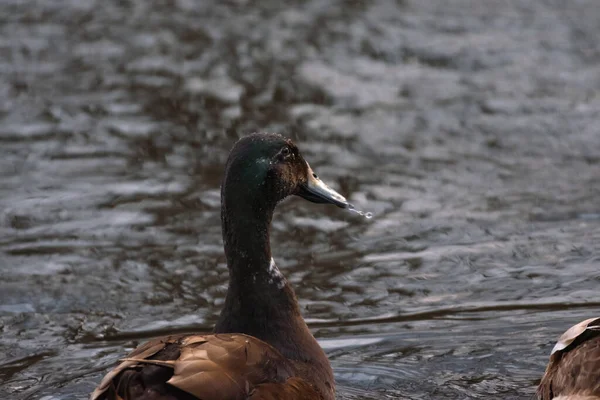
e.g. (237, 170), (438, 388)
(222, 133), (349, 211)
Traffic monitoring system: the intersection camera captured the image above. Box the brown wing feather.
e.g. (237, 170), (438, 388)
(91, 333), (322, 400)
(538, 320), (600, 400)
(91, 336), (182, 400)
(542, 336), (600, 399)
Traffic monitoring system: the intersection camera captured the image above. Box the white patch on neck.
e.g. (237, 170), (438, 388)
(267, 257), (286, 289)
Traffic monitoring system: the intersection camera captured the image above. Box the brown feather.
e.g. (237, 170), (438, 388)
(90, 333), (330, 400)
(249, 377), (324, 399)
(538, 318), (600, 400)
(91, 338), (173, 400)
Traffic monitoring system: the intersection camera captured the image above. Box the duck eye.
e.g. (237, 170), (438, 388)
(281, 147), (291, 158)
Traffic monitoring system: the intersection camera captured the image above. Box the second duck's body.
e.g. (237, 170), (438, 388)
(538, 317), (600, 400)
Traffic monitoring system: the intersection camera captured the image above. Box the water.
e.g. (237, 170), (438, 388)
(1, 0), (600, 399)
(348, 205), (373, 219)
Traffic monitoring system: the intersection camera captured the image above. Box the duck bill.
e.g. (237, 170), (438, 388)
(297, 163), (349, 208)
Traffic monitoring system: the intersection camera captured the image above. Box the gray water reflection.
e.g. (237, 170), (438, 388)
(1, 0), (600, 399)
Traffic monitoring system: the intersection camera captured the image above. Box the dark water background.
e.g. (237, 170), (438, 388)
(1, 0), (599, 399)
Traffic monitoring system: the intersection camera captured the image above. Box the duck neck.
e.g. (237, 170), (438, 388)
(220, 200), (275, 281)
(214, 197), (326, 366)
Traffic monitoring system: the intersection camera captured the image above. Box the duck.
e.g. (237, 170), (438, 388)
(90, 133), (350, 400)
(537, 317), (600, 400)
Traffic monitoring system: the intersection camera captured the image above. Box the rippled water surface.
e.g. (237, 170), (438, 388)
(1, 0), (600, 399)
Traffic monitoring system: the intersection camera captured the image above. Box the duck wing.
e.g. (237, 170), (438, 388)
(91, 333), (322, 400)
(538, 317), (600, 400)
